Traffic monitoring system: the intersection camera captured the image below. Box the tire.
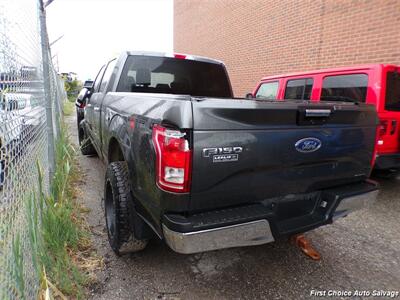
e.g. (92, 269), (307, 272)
(76, 109), (84, 130)
(78, 124), (97, 156)
(104, 161), (148, 255)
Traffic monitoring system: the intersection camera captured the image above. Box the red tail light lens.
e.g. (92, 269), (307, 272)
(152, 124), (192, 193)
(76, 100), (86, 108)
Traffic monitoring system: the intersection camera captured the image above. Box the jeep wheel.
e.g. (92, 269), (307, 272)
(104, 161), (148, 255)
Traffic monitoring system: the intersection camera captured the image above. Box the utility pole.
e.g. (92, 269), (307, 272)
(39, 0), (56, 184)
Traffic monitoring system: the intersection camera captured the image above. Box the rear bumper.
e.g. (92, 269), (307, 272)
(374, 153), (400, 170)
(163, 220), (274, 254)
(162, 180), (378, 254)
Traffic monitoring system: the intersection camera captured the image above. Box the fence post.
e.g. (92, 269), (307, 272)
(39, 0), (56, 183)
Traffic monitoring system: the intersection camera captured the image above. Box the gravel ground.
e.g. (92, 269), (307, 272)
(66, 115), (400, 300)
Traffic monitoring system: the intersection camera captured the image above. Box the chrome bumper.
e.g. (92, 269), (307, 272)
(163, 220), (275, 254)
(332, 189), (379, 221)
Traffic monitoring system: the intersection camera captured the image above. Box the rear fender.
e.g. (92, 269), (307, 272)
(106, 117), (156, 239)
(106, 115), (140, 199)
(106, 114), (130, 162)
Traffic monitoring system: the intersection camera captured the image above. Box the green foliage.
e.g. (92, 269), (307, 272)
(64, 78), (82, 101)
(63, 101), (75, 116)
(21, 124), (88, 298)
(11, 234), (25, 299)
(39, 124), (87, 297)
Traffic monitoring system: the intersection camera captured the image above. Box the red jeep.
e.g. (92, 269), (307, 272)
(250, 64), (400, 172)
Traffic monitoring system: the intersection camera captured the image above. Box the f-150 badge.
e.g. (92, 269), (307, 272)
(202, 147), (243, 163)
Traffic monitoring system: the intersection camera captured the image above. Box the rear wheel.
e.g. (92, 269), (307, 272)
(78, 124), (97, 156)
(104, 161), (148, 255)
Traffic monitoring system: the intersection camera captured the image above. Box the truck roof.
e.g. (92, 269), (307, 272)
(124, 51), (225, 66)
(260, 64), (398, 81)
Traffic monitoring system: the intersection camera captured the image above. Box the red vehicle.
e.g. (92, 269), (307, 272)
(250, 64), (400, 172)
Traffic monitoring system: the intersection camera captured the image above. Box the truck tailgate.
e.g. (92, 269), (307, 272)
(190, 98), (377, 212)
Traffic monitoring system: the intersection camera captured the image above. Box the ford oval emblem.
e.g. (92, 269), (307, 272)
(295, 137), (322, 153)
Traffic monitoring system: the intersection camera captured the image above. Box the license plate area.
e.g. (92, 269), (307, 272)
(273, 192), (322, 221)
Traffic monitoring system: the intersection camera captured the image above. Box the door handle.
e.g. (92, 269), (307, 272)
(305, 109), (331, 118)
(94, 107), (100, 111)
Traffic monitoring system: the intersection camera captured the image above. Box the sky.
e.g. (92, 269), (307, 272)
(46, 0), (173, 81)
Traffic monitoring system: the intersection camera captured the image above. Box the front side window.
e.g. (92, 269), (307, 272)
(99, 59), (117, 93)
(284, 78), (313, 100)
(93, 65), (106, 93)
(321, 74), (368, 103)
(385, 71), (400, 111)
(255, 82), (279, 99)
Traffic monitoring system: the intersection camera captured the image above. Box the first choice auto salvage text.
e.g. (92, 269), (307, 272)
(310, 290), (399, 298)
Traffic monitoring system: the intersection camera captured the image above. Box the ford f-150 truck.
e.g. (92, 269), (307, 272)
(79, 51), (379, 255)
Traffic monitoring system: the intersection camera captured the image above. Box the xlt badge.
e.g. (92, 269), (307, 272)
(202, 147), (243, 163)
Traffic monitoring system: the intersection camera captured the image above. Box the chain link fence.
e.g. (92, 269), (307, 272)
(0, 0), (66, 298)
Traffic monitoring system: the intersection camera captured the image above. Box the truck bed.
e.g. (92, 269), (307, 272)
(190, 98), (377, 211)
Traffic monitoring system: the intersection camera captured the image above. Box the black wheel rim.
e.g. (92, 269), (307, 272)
(105, 180), (117, 238)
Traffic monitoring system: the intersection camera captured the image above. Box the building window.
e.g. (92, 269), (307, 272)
(321, 74), (368, 103)
(385, 71), (400, 111)
(255, 82), (279, 99)
(284, 78), (313, 100)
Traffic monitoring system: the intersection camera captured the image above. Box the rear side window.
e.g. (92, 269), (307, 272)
(284, 78), (313, 100)
(321, 74), (368, 103)
(255, 82), (278, 99)
(116, 55), (232, 98)
(385, 71), (400, 111)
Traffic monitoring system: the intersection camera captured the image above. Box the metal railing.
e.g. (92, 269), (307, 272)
(0, 0), (66, 298)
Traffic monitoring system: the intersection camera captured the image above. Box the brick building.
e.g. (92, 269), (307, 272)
(174, 0), (400, 97)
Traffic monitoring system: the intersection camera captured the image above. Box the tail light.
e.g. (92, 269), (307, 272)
(377, 119), (389, 147)
(152, 124), (192, 193)
(378, 120), (388, 137)
(390, 120), (397, 135)
(76, 99), (86, 109)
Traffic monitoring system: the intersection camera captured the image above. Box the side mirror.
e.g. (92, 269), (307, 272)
(245, 93), (254, 99)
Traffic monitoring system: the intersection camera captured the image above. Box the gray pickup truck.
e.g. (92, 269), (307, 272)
(79, 51), (379, 255)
